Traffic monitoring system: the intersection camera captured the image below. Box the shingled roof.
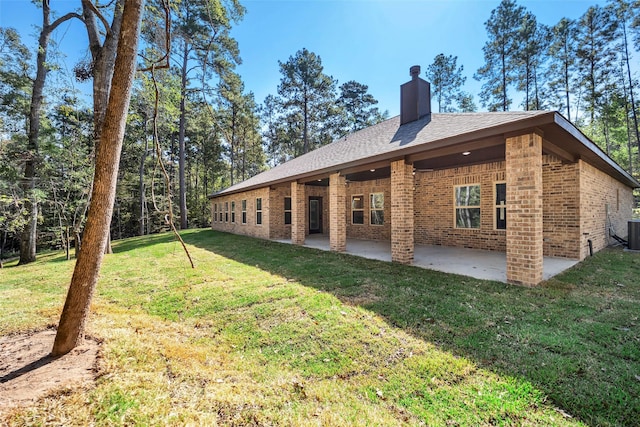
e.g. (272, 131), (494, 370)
(212, 110), (639, 197)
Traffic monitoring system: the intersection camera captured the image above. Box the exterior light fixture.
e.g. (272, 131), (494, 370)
(370, 169), (376, 172)
(462, 151), (471, 156)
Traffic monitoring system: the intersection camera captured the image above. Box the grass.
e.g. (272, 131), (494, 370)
(1, 229), (639, 426)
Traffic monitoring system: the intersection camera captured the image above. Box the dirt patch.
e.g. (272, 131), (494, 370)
(0, 330), (100, 418)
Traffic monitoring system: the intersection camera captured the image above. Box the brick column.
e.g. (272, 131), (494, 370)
(391, 159), (414, 264)
(506, 132), (543, 286)
(329, 173), (346, 252)
(291, 181), (306, 245)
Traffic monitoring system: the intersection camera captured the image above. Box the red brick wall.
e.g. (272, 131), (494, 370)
(414, 161), (507, 251)
(579, 160), (635, 258)
(391, 160), (414, 263)
(269, 184), (291, 239)
(211, 187), (270, 239)
(291, 182), (306, 244)
(330, 173), (347, 251)
(506, 132), (543, 286)
(345, 178), (391, 241)
(542, 155), (581, 259)
(210, 154), (634, 266)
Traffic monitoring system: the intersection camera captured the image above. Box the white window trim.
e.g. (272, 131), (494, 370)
(454, 184), (481, 229)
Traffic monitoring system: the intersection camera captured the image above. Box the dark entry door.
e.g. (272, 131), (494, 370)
(309, 197), (323, 234)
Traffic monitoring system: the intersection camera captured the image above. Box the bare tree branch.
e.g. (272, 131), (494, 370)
(48, 13), (84, 35)
(81, 0), (111, 38)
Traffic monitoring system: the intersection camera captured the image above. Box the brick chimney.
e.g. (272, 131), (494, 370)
(400, 65), (431, 125)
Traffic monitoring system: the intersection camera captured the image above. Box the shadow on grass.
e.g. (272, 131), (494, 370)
(112, 232), (176, 254)
(185, 229), (640, 427)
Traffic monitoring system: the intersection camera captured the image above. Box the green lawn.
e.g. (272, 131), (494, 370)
(1, 229), (639, 426)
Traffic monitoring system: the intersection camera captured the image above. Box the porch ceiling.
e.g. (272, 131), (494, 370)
(413, 145), (505, 171)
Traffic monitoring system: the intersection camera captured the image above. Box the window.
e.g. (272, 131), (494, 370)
(214, 203), (218, 222)
(455, 184), (480, 229)
(231, 201), (236, 223)
(352, 195), (364, 224)
(284, 197), (292, 225)
(370, 193), (384, 225)
(241, 199), (247, 224)
(495, 182), (506, 230)
(256, 197), (262, 225)
(225, 202), (229, 223)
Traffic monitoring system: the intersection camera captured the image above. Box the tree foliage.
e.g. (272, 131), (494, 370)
(337, 80), (387, 132)
(514, 11), (549, 110)
(169, 0), (245, 229)
(276, 48), (338, 156)
(475, 0), (525, 111)
(2, 0), (640, 266)
(575, 4), (618, 129)
(263, 48), (386, 165)
(547, 17), (577, 120)
(426, 54), (467, 113)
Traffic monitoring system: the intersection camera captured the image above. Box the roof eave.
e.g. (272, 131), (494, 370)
(553, 113), (640, 188)
(209, 111), (639, 199)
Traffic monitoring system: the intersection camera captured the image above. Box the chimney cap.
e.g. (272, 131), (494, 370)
(410, 65), (421, 79)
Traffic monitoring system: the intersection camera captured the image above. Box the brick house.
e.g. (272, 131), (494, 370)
(209, 66), (639, 286)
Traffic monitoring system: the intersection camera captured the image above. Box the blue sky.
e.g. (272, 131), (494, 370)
(1, 0), (606, 116)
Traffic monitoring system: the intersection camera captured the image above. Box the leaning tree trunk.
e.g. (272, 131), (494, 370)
(82, 0), (125, 254)
(52, 0), (143, 357)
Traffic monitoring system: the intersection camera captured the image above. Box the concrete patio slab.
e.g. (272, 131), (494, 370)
(276, 234), (578, 283)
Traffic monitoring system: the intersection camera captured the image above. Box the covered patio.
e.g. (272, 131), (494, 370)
(276, 234), (578, 283)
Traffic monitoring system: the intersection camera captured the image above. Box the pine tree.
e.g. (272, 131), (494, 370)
(474, 0), (525, 111)
(262, 94), (306, 166)
(575, 5), (619, 129)
(277, 48), (338, 155)
(336, 80), (387, 133)
(515, 12), (549, 110)
(457, 93), (477, 112)
(170, 0), (244, 228)
(426, 54), (466, 112)
(14, 1), (81, 265)
(217, 70), (264, 185)
(0, 28), (32, 263)
(548, 17), (578, 120)
(610, 0), (640, 175)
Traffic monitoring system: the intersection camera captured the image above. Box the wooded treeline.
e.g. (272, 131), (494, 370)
(1, 0), (639, 264)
